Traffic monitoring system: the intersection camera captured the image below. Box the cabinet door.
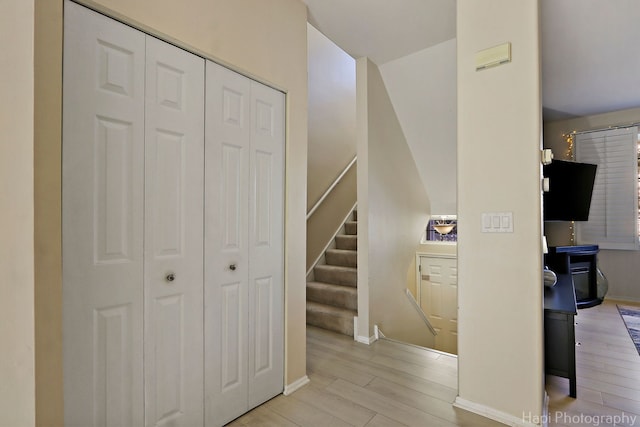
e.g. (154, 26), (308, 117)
(144, 36), (205, 427)
(63, 2), (145, 425)
(420, 256), (458, 354)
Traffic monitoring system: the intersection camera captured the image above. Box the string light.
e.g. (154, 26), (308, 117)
(562, 131), (575, 160)
(561, 131), (576, 244)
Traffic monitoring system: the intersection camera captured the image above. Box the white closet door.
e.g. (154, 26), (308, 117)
(144, 37), (205, 427)
(247, 80), (285, 408)
(204, 61), (252, 426)
(63, 2), (145, 426)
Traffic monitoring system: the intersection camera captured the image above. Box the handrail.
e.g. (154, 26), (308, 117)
(405, 289), (437, 336)
(306, 155), (357, 220)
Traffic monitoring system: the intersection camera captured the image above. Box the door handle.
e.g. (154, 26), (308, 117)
(166, 273), (176, 282)
(229, 264), (237, 271)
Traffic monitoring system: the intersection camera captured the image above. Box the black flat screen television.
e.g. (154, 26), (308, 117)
(543, 160), (597, 221)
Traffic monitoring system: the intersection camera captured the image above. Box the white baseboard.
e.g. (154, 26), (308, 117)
(542, 392), (549, 427)
(283, 375), (310, 396)
(353, 316), (376, 345)
(355, 334), (376, 345)
(453, 397), (541, 427)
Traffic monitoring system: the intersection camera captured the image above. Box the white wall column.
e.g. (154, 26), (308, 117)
(456, 0), (545, 425)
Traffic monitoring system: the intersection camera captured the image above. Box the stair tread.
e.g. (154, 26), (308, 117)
(307, 281), (357, 292)
(325, 248), (357, 254)
(315, 264), (358, 272)
(307, 281), (357, 310)
(325, 248), (357, 268)
(335, 234), (356, 240)
(314, 264), (357, 272)
(344, 221), (357, 236)
(306, 301), (356, 317)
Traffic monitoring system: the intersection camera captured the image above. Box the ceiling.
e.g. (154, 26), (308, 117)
(301, 0), (640, 122)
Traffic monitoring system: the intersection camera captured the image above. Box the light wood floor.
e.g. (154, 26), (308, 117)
(547, 299), (640, 426)
(229, 299), (640, 426)
(228, 326), (502, 426)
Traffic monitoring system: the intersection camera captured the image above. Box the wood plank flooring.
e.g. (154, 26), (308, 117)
(228, 326), (502, 426)
(547, 299), (640, 426)
(228, 299), (640, 426)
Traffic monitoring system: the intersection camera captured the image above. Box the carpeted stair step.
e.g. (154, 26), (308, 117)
(314, 265), (357, 287)
(335, 234), (357, 250)
(344, 221), (357, 235)
(307, 281), (357, 310)
(306, 301), (356, 336)
(325, 248), (357, 267)
(353, 210), (357, 221)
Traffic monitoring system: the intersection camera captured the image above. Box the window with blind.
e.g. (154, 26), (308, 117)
(574, 127), (639, 250)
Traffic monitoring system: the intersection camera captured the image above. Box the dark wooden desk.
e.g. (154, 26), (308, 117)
(544, 273), (577, 398)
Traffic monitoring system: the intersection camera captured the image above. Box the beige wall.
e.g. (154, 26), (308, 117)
(457, 0), (544, 423)
(33, 1), (308, 424)
(356, 57), (434, 347)
(380, 39), (458, 215)
(306, 166), (357, 272)
(34, 0), (64, 424)
(544, 107), (640, 301)
(307, 24), (357, 211)
(306, 24), (357, 271)
(0, 1), (36, 425)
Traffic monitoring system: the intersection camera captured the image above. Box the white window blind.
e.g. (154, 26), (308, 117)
(575, 127), (639, 250)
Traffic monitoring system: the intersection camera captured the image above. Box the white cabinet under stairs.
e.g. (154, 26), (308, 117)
(306, 210), (358, 336)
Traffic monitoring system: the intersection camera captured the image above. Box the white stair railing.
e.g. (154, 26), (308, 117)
(405, 289), (437, 336)
(306, 155), (357, 220)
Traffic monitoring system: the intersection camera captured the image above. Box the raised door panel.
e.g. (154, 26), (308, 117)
(144, 36), (205, 427)
(420, 256), (458, 355)
(204, 60), (251, 427)
(443, 263), (458, 354)
(247, 81), (285, 408)
(63, 2), (145, 425)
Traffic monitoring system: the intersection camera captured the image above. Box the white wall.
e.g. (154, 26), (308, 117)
(457, 0), (544, 424)
(357, 57), (435, 347)
(307, 24), (356, 210)
(0, 0), (36, 425)
(380, 39), (458, 214)
(545, 106), (640, 302)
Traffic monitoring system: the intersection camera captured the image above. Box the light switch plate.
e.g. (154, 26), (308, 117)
(482, 212), (514, 233)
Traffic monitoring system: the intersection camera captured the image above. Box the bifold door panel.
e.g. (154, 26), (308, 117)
(63, 3), (146, 425)
(143, 36), (205, 427)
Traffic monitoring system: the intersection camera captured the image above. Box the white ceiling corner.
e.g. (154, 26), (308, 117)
(302, 0), (456, 65)
(302, 0), (640, 121)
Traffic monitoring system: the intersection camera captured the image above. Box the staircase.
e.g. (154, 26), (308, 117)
(306, 210), (358, 336)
